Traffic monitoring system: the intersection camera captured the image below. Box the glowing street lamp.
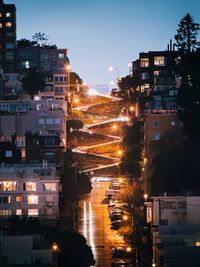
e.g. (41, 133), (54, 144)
(52, 243), (59, 267)
(117, 150), (122, 156)
(144, 193), (148, 202)
(123, 215), (128, 221)
(112, 124), (117, 130)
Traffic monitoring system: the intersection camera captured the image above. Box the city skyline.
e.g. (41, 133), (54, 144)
(6, 0), (200, 91)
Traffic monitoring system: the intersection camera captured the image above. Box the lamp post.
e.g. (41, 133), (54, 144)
(52, 243), (59, 267)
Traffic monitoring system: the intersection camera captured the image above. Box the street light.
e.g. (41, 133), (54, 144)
(117, 150), (122, 156)
(144, 193), (148, 202)
(52, 242), (59, 267)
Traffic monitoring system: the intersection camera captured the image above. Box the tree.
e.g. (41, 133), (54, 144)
(149, 131), (200, 196)
(22, 68), (45, 98)
(32, 32), (48, 46)
(120, 119), (143, 178)
(57, 231), (95, 267)
(67, 119), (84, 133)
(17, 38), (37, 47)
(177, 50), (200, 142)
(174, 13), (200, 53)
(61, 167), (92, 230)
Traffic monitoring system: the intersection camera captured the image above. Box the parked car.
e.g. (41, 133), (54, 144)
(110, 213), (122, 222)
(110, 220), (123, 230)
(112, 246), (134, 258)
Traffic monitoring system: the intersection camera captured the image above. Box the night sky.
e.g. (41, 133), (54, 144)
(6, 0), (200, 91)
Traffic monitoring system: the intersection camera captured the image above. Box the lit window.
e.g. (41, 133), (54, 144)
(46, 195), (53, 202)
(154, 71), (160, 76)
(6, 12), (11, 17)
(154, 56), (166, 66)
(140, 58), (149, 67)
(24, 182), (36, 191)
(16, 209), (22, 216)
(58, 53), (65, 59)
(22, 61), (30, 69)
(3, 181), (16, 191)
(46, 195), (53, 207)
(0, 23), (2, 28)
(6, 22), (12, 27)
(43, 183), (56, 191)
(171, 121), (176, 126)
(152, 121), (159, 128)
(16, 196), (22, 202)
(0, 13), (2, 17)
(28, 195), (38, 204)
(0, 209), (11, 216)
(28, 209), (38, 216)
(152, 132), (161, 141)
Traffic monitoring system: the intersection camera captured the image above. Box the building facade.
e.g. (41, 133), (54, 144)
(0, 163), (60, 223)
(0, 0), (16, 73)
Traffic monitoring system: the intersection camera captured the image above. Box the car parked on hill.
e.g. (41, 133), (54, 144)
(112, 246), (134, 258)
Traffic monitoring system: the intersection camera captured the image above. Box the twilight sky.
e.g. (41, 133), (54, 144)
(6, 0), (200, 92)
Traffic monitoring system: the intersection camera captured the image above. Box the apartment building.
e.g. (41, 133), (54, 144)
(0, 0), (16, 73)
(0, 99), (67, 147)
(0, 163), (60, 223)
(146, 196), (200, 267)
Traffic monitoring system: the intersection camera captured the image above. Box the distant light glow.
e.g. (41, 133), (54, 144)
(88, 89), (98, 96)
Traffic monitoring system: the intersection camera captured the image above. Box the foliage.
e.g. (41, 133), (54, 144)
(57, 231), (95, 267)
(149, 131), (200, 195)
(61, 167), (92, 201)
(67, 119), (84, 133)
(32, 32), (48, 46)
(118, 74), (140, 101)
(17, 38), (37, 47)
(120, 119), (143, 178)
(177, 50), (200, 142)
(174, 13), (200, 53)
(17, 32), (57, 48)
(118, 225), (133, 244)
(22, 68), (45, 97)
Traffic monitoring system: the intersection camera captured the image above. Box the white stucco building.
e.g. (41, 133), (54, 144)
(0, 163), (60, 224)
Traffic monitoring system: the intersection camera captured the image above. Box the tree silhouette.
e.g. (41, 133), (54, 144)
(22, 68), (45, 98)
(174, 13), (200, 53)
(177, 50), (200, 142)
